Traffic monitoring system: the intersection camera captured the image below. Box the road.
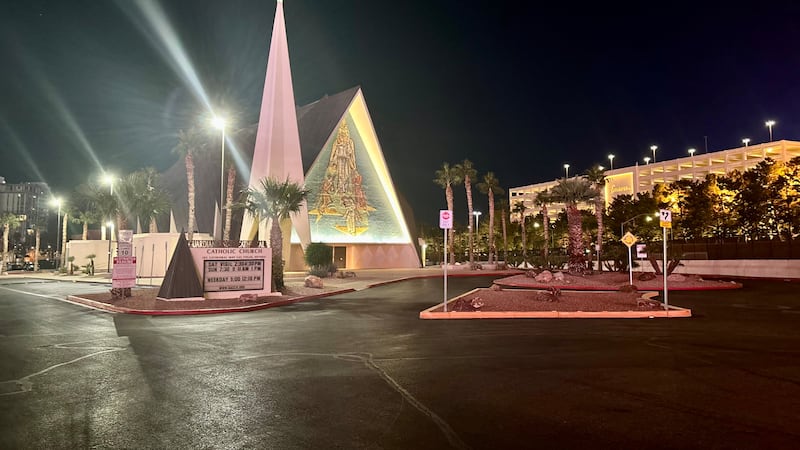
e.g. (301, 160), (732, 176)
(1, 276), (799, 449)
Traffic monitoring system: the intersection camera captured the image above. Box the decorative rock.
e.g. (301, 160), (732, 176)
(534, 270), (554, 282)
(667, 273), (687, 282)
(524, 270), (537, 278)
(638, 272), (656, 281)
(619, 284), (638, 293)
(490, 284), (502, 291)
(239, 293), (258, 303)
(470, 297), (485, 309)
(304, 275), (324, 289)
(553, 271), (565, 281)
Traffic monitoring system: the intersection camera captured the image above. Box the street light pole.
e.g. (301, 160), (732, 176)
(212, 116), (227, 226)
(742, 138), (750, 147)
(765, 120), (775, 141)
(650, 145), (658, 163)
(644, 157), (651, 165)
(563, 164), (570, 178)
(608, 154), (615, 170)
(50, 197), (62, 265)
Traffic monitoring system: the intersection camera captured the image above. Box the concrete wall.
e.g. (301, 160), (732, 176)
(636, 259), (800, 280)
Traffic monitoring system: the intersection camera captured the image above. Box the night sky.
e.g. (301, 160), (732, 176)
(2, 1), (800, 226)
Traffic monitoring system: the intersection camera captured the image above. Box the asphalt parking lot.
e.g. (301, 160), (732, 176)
(1, 276), (799, 449)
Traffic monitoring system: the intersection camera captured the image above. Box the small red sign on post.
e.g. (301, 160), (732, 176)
(439, 210), (453, 229)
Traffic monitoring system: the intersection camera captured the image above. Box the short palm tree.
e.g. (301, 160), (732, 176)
(512, 201), (528, 261)
(549, 177), (599, 274)
(454, 160), (478, 265)
(433, 162), (461, 264)
(533, 189), (553, 265)
(240, 177), (310, 291)
(477, 172), (503, 264)
(585, 166), (607, 271)
(1, 212), (21, 269)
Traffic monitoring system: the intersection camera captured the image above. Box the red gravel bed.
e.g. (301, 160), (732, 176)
(494, 272), (742, 291)
(78, 287), (309, 311)
(429, 288), (663, 313)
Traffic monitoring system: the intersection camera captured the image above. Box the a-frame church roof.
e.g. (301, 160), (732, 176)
(296, 86), (360, 173)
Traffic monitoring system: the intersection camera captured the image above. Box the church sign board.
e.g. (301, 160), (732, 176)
(189, 247), (276, 299)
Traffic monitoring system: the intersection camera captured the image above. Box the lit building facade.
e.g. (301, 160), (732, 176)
(0, 178), (50, 236)
(509, 140), (800, 221)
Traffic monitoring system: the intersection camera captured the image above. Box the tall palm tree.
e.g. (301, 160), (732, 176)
(124, 168), (170, 233)
(549, 177), (599, 274)
(585, 166), (607, 271)
(454, 160), (477, 265)
(173, 127), (207, 241)
(512, 201), (528, 261)
(223, 152), (238, 241)
(1, 212), (21, 270)
(70, 184), (101, 240)
(433, 162), (461, 264)
(533, 189), (553, 265)
(497, 198), (509, 264)
(240, 177), (310, 291)
(478, 172), (503, 264)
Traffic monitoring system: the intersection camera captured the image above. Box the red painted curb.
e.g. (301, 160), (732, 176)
(66, 288), (356, 316)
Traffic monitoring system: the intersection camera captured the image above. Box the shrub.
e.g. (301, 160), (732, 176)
(305, 243), (334, 277)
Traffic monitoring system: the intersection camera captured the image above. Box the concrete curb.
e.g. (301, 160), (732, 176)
(419, 289), (692, 320)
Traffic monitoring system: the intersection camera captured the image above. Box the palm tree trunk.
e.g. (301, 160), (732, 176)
(567, 204), (584, 274)
(542, 205), (550, 265)
(488, 190), (495, 264)
(186, 151), (197, 241)
(595, 196), (604, 272)
(446, 184), (455, 265)
(501, 210), (508, 263)
(82, 221), (89, 240)
(521, 215), (527, 260)
(224, 165), (235, 241)
(466, 176), (474, 265)
(270, 216), (284, 291)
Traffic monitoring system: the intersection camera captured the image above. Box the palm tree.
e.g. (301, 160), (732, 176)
(512, 201), (528, 261)
(585, 166), (607, 271)
(454, 160), (477, 265)
(533, 189), (553, 265)
(70, 183), (101, 240)
(497, 198), (509, 264)
(173, 127), (207, 241)
(549, 177), (599, 274)
(478, 172), (503, 264)
(124, 168), (170, 233)
(433, 162), (461, 264)
(240, 177), (310, 291)
(1, 212), (21, 270)
(223, 151), (239, 241)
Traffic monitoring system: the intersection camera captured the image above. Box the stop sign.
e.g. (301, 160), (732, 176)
(439, 210), (453, 229)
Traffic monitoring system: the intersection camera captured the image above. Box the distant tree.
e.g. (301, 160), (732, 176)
(584, 166), (606, 271)
(477, 172), (503, 264)
(433, 162), (461, 264)
(512, 201), (528, 261)
(533, 189), (553, 265)
(1, 212), (21, 269)
(454, 160), (478, 265)
(497, 198), (509, 263)
(173, 127), (207, 241)
(550, 177), (598, 274)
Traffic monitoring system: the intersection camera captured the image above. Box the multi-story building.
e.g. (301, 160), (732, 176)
(509, 140), (800, 222)
(0, 178), (51, 245)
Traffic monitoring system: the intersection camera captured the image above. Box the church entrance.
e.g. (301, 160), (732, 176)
(334, 246), (347, 269)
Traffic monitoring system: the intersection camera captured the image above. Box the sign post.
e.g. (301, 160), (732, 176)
(112, 230), (136, 290)
(439, 210), (453, 312)
(620, 232), (638, 285)
(659, 209), (672, 311)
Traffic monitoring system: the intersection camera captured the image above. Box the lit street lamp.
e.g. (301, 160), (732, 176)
(102, 173), (115, 195)
(688, 148), (696, 157)
(473, 210), (482, 231)
(563, 164), (570, 178)
(765, 120), (775, 141)
(621, 212), (659, 236)
(50, 197), (62, 266)
(608, 154), (615, 170)
(644, 156), (651, 165)
(742, 138), (750, 147)
(650, 145), (658, 162)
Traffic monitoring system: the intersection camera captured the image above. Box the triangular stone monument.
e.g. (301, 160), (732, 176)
(157, 230), (204, 300)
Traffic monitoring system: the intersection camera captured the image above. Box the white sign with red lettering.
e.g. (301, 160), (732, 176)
(439, 210), (453, 229)
(112, 256), (136, 288)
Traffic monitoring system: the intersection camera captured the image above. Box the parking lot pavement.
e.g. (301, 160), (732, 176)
(1, 276), (799, 449)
